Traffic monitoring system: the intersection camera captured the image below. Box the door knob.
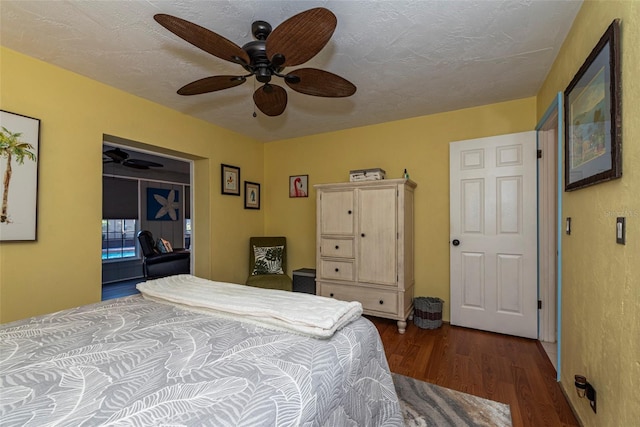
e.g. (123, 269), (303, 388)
(452, 239), (460, 246)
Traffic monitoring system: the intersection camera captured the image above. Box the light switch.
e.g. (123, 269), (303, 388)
(616, 217), (625, 244)
(566, 217), (571, 235)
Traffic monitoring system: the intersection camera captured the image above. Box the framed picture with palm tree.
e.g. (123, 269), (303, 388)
(0, 110), (40, 241)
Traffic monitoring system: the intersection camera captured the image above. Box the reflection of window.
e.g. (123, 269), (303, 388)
(184, 219), (191, 249)
(102, 219), (138, 260)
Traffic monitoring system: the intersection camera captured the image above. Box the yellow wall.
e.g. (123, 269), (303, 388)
(4, 4), (639, 422)
(0, 47), (264, 322)
(265, 98), (536, 321)
(537, 1), (640, 426)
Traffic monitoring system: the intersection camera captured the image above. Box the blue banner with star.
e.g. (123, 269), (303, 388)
(147, 188), (180, 221)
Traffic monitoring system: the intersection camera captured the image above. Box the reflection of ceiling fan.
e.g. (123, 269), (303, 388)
(103, 148), (163, 170)
(154, 7), (356, 117)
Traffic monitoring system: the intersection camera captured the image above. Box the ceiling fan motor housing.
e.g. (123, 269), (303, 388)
(242, 40), (272, 82)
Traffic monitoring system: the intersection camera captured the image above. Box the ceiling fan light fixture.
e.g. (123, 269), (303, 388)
(270, 53), (286, 68)
(284, 74), (300, 84)
(255, 67), (272, 83)
(103, 148), (164, 169)
(154, 7), (355, 116)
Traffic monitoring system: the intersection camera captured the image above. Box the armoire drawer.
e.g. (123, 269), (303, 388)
(319, 259), (354, 281)
(319, 283), (398, 315)
(320, 238), (354, 258)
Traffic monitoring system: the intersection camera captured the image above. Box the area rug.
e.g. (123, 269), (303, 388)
(392, 373), (512, 427)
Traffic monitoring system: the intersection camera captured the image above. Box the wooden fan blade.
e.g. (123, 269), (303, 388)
(154, 14), (249, 64)
(124, 159), (163, 169)
(253, 84), (287, 116)
(285, 68), (356, 97)
(104, 148), (129, 162)
(266, 8), (336, 67)
(177, 76), (246, 95)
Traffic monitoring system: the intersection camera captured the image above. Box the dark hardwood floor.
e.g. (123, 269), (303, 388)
(369, 316), (579, 427)
(101, 279), (141, 301)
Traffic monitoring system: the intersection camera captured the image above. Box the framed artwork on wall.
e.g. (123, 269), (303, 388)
(147, 188), (180, 221)
(0, 110), (40, 241)
(289, 175), (308, 198)
(221, 164), (241, 196)
(244, 181), (260, 210)
(564, 19), (621, 191)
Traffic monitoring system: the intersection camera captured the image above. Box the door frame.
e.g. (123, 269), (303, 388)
(535, 92), (563, 381)
(102, 137), (195, 279)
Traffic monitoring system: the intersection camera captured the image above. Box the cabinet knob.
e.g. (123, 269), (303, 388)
(348, 210), (352, 215)
(379, 300), (384, 305)
(335, 245), (339, 250)
(361, 233), (365, 237)
(335, 268), (339, 272)
(330, 293), (334, 297)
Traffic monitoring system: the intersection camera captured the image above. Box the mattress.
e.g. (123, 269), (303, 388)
(0, 295), (402, 426)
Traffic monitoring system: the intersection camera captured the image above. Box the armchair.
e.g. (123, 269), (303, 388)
(137, 230), (190, 279)
(246, 236), (292, 291)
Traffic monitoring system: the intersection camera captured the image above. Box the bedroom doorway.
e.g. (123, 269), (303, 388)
(102, 135), (194, 289)
(536, 93), (563, 380)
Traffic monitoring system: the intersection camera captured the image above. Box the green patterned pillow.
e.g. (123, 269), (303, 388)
(252, 245), (284, 275)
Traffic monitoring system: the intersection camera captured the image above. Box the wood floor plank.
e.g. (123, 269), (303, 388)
(368, 317), (579, 427)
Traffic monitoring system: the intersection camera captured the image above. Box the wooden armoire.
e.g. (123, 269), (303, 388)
(314, 179), (416, 333)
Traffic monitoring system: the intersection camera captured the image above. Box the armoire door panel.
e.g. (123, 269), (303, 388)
(358, 187), (397, 285)
(320, 190), (354, 235)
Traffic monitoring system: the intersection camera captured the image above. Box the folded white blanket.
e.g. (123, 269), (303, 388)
(136, 275), (363, 339)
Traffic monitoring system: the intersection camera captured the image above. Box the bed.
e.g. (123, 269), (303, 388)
(0, 275), (403, 426)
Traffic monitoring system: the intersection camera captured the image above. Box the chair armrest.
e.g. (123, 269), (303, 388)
(145, 251), (190, 266)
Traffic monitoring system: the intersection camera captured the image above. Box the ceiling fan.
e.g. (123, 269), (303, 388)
(154, 7), (356, 117)
(103, 148), (163, 170)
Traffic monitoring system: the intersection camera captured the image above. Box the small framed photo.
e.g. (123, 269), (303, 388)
(221, 164), (240, 196)
(244, 181), (260, 209)
(289, 175), (308, 198)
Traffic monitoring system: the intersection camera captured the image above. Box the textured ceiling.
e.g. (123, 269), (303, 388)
(1, 0), (582, 142)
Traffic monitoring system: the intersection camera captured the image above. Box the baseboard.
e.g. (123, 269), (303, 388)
(559, 379), (584, 427)
(102, 276), (145, 285)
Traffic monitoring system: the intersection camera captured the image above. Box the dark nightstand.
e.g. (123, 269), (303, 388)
(292, 268), (316, 294)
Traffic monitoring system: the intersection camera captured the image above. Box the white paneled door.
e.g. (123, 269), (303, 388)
(450, 131), (538, 339)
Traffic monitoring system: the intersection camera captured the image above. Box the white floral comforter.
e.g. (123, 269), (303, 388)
(0, 295), (402, 426)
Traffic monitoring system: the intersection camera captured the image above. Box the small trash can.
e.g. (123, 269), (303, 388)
(413, 297), (444, 329)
